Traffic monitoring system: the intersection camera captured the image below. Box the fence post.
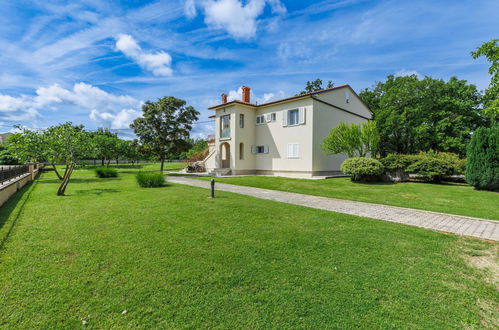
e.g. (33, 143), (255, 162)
(28, 163), (35, 181)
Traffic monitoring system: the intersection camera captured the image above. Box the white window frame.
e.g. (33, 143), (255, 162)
(239, 114), (244, 128)
(288, 109), (299, 126)
(266, 113), (276, 122)
(287, 143), (299, 159)
(256, 115), (265, 125)
(252, 145), (269, 154)
(282, 107), (305, 127)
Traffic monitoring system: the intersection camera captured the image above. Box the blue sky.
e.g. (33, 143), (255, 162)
(0, 0), (497, 139)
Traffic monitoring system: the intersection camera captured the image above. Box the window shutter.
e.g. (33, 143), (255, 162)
(266, 114), (271, 122)
(294, 143), (299, 158)
(282, 110), (288, 126)
(264, 145), (269, 154)
(299, 107), (305, 124)
(287, 143), (293, 158)
(251, 145), (256, 154)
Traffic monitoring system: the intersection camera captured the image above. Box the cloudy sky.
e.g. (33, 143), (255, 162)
(0, 0), (497, 139)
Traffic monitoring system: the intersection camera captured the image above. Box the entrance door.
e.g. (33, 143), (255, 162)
(220, 142), (230, 168)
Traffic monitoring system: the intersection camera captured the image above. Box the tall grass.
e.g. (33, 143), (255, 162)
(136, 172), (165, 187)
(94, 167), (118, 178)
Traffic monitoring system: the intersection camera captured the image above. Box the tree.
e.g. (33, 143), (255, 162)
(297, 78), (334, 95)
(472, 39), (499, 122)
(122, 140), (142, 164)
(45, 123), (92, 196)
(465, 125), (498, 191)
(7, 128), (45, 164)
(360, 75), (485, 156)
(322, 121), (379, 157)
(130, 97), (199, 172)
(91, 128), (119, 166)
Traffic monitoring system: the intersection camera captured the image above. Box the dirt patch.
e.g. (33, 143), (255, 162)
(466, 244), (498, 286)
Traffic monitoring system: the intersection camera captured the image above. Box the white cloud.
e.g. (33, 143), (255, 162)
(115, 34), (173, 76)
(187, 0), (286, 39)
(185, 0), (197, 18)
(90, 108), (141, 129)
(394, 69), (422, 78)
(226, 86), (286, 104)
(0, 82), (142, 128)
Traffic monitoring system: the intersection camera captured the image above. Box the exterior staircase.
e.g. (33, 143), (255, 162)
(209, 168), (232, 176)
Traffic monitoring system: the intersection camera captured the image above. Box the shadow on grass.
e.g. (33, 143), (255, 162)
(83, 164), (146, 169)
(74, 188), (121, 195)
(40, 177), (122, 184)
(348, 180), (396, 186)
(0, 180), (36, 249)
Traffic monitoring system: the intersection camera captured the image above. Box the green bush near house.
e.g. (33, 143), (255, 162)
(136, 171), (165, 187)
(465, 125), (499, 191)
(340, 157), (384, 181)
(380, 153), (417, 170)
(94, 167), (118, 178)
(380, 151), (466, 181)
(406, 158), (454, 183)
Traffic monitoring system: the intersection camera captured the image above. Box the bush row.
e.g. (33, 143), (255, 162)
(341, 151), (467, 183)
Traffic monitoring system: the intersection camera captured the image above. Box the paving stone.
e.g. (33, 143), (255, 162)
(168, 177), (499, 242)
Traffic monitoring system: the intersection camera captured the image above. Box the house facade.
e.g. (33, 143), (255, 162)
(204, 85), (372, 178)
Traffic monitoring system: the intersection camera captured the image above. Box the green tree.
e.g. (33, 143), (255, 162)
(322, 121), (379, 157)
(91, 128), (119, 166)
(130, 97), (199, 172)
(44, 123), (92, 196)
(472, 39), (499, 121)
(297, 78), (334, 95)
(7, 128), (45, 164)
(360, 75), (484, 156)
(465, 125), (499, 191)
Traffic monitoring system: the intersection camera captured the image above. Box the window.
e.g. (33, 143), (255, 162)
(287, 143), (299, 158)
(282, 108), (305, 126)
(288, 109), (299, 126)
(266, 113), (276, 122)
(344, 91), (350, 103)
(252, 145), (269, 154)
(239, 114), (244, 128)
(256, 115), (265, 125)
(239, 143), (244, 160)
(220, 115), (230, 138)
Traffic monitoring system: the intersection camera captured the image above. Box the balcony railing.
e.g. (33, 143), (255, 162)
(220, 129), (231, 139)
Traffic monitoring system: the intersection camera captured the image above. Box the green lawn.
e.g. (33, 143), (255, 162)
(0, 165), (497, 328)
(190, 176), (499, 220)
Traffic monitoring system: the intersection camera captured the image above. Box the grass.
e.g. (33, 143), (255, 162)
(0, 165), (497, 328)
(189, 176), (499, 220)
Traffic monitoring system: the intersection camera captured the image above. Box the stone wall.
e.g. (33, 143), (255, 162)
(0, 164), (42, 208)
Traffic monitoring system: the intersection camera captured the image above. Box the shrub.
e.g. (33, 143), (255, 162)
(465, 126), (499, 191)
(406, 158), (454, 183)
(380, 153), (417, 170)
(136, 172), (165, 187)
(340, 157), (384, 182)
(94, 167), (118, 178)
(420, 151), (465, 175)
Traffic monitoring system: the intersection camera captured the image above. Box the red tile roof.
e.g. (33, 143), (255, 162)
(208, 84), (350, 110)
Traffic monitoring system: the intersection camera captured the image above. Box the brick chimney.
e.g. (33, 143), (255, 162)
(241, 86), (251, 103)
(221, 93), (228, 104)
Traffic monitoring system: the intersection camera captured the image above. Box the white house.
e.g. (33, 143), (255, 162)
(204, 85), (372, 178)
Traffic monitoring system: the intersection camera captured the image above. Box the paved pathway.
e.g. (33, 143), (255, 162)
(168, 176), (499, 242)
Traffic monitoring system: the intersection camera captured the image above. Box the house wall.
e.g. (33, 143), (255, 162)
(213, 105), (236, 169)
(208, 86), (372, 177)
(254, 98), (314, 173)
(312, 88), (371, 173)
(233, 105), (256, 173)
